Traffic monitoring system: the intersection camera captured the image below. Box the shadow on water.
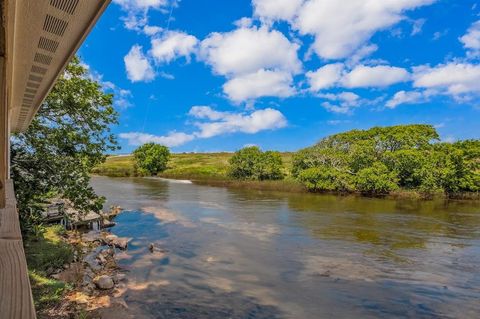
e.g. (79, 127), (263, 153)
(91, 176), (480, 319)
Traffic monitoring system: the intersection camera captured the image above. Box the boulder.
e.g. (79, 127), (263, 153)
(113, 238), (129, 250)
(94, 275), (115, 290)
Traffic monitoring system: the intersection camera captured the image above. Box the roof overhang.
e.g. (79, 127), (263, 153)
(4, 0), (111, 133)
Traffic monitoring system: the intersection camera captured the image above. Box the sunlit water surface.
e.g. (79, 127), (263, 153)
(91, 176), (480, 319)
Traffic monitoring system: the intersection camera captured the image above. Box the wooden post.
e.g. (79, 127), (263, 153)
(0, 55), (7, 209)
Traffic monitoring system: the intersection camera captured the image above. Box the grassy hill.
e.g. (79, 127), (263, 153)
(93, 152), (294, 179)
(92, 152), (304, 192)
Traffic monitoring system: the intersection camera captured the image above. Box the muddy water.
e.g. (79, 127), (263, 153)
(91, 176), (480, 319)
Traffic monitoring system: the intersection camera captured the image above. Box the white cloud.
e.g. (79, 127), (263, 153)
(293, 0), (435, 59)
(113, 0), (168, 10)
(119, 131), (195, 147)
(253, 0), (304, 22)
(460, 20), (480, 57)
(124, 45), (156, 82)
(307, 64), (409, 91)
(150, 31), (199, 64)
(342, 65), (410, 88)
(413, 63), (480, 96)
(120, 106), (288, 147)
(223, 69), (295, 102)
(143, 25), (163, 35)
(318, 92), (360, 114)
(386, 90), (424, 108)
(411, 18), (426, 36)
(199, 26), (301, 76)
(113, 0), (170, 32)
(306, 63), (344, 91)
(193, 107), (288, 138)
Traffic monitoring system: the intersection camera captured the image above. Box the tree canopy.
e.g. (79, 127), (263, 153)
(228, 146), (284, 180)
(133, 143), (170, 176)
(11, 57), (119, 228)
(293, 125), (480, 195)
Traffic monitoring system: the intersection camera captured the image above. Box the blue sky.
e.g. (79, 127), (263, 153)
(79, 0), (480, 154)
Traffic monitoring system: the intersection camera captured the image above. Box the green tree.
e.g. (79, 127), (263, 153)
(228, 146), (284, 180)
(133, 143), (170, 176)
(298, 166), (354, 192)
(355, 162), (399, 195)
(11, 57), (119, 228)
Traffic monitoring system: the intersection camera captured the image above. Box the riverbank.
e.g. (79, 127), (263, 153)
(92, 153), (480, 200)
(24, 212), (130, 318)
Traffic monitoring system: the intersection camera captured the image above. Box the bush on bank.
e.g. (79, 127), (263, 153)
(228, 146), (284, 180)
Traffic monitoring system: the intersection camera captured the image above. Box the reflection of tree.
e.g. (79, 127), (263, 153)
(287, 193), (480, 256)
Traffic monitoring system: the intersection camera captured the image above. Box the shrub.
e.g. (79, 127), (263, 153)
(133, 143), (170, 176)
(355, 162), (399, 195)
(298, 167), (354, 192)
(228, 146), (284, 180)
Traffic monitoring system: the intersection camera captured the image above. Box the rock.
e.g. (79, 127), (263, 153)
(102, 219), (116, 229)
(83, 231), (103, 243)
(105, 234), (129, 250)
(94, 275), (115, 290)
(114, 238), (129, 250)
(84, 252), (102, 272)
(112, 273), (126, 284)
(104, 234), (118, 244)
(97, 253), (107, 265)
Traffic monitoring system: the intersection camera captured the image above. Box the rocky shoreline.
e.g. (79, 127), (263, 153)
(41, 208), (132, 318)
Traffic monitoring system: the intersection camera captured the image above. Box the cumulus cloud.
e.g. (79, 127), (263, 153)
(413, 63), (480, 96)
(386, 90), (425, 108)
(119, 131), (195, 147)
(262, 0), (436, 60)
(113, 0), (171, 33)
(253, 0), (304, 22)
(223, 69), (295, 102)
(306, 63), (344, 91)
(341, 65), (410, 88)
(307, 64), (409, 91)
(460, 20), (480, 57)
(150, 31), (199, 63)
(191, 107), (288, 138)
(120, 106), (288, 147)
(199, 26), (301, 76)
(124, 45), (156, 82)
(318, 92), (361, 114)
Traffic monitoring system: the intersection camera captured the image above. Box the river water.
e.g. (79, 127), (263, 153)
(91, 176), (480, 319)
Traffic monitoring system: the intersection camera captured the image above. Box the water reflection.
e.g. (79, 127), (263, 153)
(91, 176), (480, 319)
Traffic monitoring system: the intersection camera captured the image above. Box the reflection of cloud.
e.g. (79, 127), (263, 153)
(200, 217), (280, 241)
(141, 206), (194, 228)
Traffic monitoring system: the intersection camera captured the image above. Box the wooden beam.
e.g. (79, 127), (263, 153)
(0, 55), (6, 209)
(0, 239), (36, 319)
(0, 180), (36, 318)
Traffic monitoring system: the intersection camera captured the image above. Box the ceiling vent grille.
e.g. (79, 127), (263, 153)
(28, 74), (43, 83)
(43, 14), (69, 36)
(31, 65), (48, 75)
(38, 37), (60, 53)
(34, 53), (53, 65)
(27, 82), (41, 89)
(50, 0), (79, 15)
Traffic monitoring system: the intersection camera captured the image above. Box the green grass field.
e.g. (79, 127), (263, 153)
(92, 152), (304, 192)
(93, 152), (294, 179)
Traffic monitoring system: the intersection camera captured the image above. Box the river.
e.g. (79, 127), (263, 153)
(91, 176), (480, 319)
